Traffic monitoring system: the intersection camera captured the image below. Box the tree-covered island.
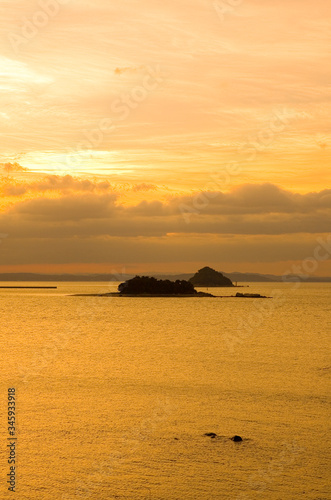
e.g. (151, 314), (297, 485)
(118, 276), (214, 297)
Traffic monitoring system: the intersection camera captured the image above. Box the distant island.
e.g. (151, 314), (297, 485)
(189, 267), (234, 287)
(117, 276), (214, 297)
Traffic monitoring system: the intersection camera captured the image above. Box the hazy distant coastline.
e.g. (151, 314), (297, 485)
(1, 272), (331, 283)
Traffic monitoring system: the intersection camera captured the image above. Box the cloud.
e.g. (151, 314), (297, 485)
(172, 183), (331, 215)
(10, 193), (118, 221)
(1, 162), (29, 173)
(0, 1), (329, 272)
(1, 184), (330, 238)
(132, 183), (158, 192)
(2, 175), (113, 196)
(0, 182), (330, 268)
(3, 185), (28, 196)
(0, 0), (330, 199)
(0, 233), (330, 270)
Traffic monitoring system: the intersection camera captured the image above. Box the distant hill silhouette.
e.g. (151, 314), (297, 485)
(189, 267), (234, 287)
(118, 276), (199, 295)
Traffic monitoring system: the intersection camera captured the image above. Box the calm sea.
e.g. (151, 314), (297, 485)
(0, 282), (330, 499)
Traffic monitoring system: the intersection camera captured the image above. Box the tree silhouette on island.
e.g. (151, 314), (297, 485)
(118, 276), (214, 296)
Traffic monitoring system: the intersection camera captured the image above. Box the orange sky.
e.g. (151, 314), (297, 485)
(0, 0), (330, 275)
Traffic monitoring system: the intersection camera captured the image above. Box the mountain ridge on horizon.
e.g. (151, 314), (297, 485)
(0, 271), (330, 283)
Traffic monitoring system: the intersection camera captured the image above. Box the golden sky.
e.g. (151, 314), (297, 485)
(0, 0), (330, 275)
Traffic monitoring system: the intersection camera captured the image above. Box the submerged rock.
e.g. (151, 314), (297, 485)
(204, 432), (218, 438)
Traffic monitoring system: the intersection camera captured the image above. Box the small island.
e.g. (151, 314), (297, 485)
(189, 266), (234, 287)
(72, 275), (215, 297)
(117, 276), (214, 297)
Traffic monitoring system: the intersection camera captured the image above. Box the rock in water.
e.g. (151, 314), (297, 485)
(231, 435), (243, 442)
(204, 432), (218, 438)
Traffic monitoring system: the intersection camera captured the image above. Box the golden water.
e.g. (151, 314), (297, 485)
(0, 282), (330, 499)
